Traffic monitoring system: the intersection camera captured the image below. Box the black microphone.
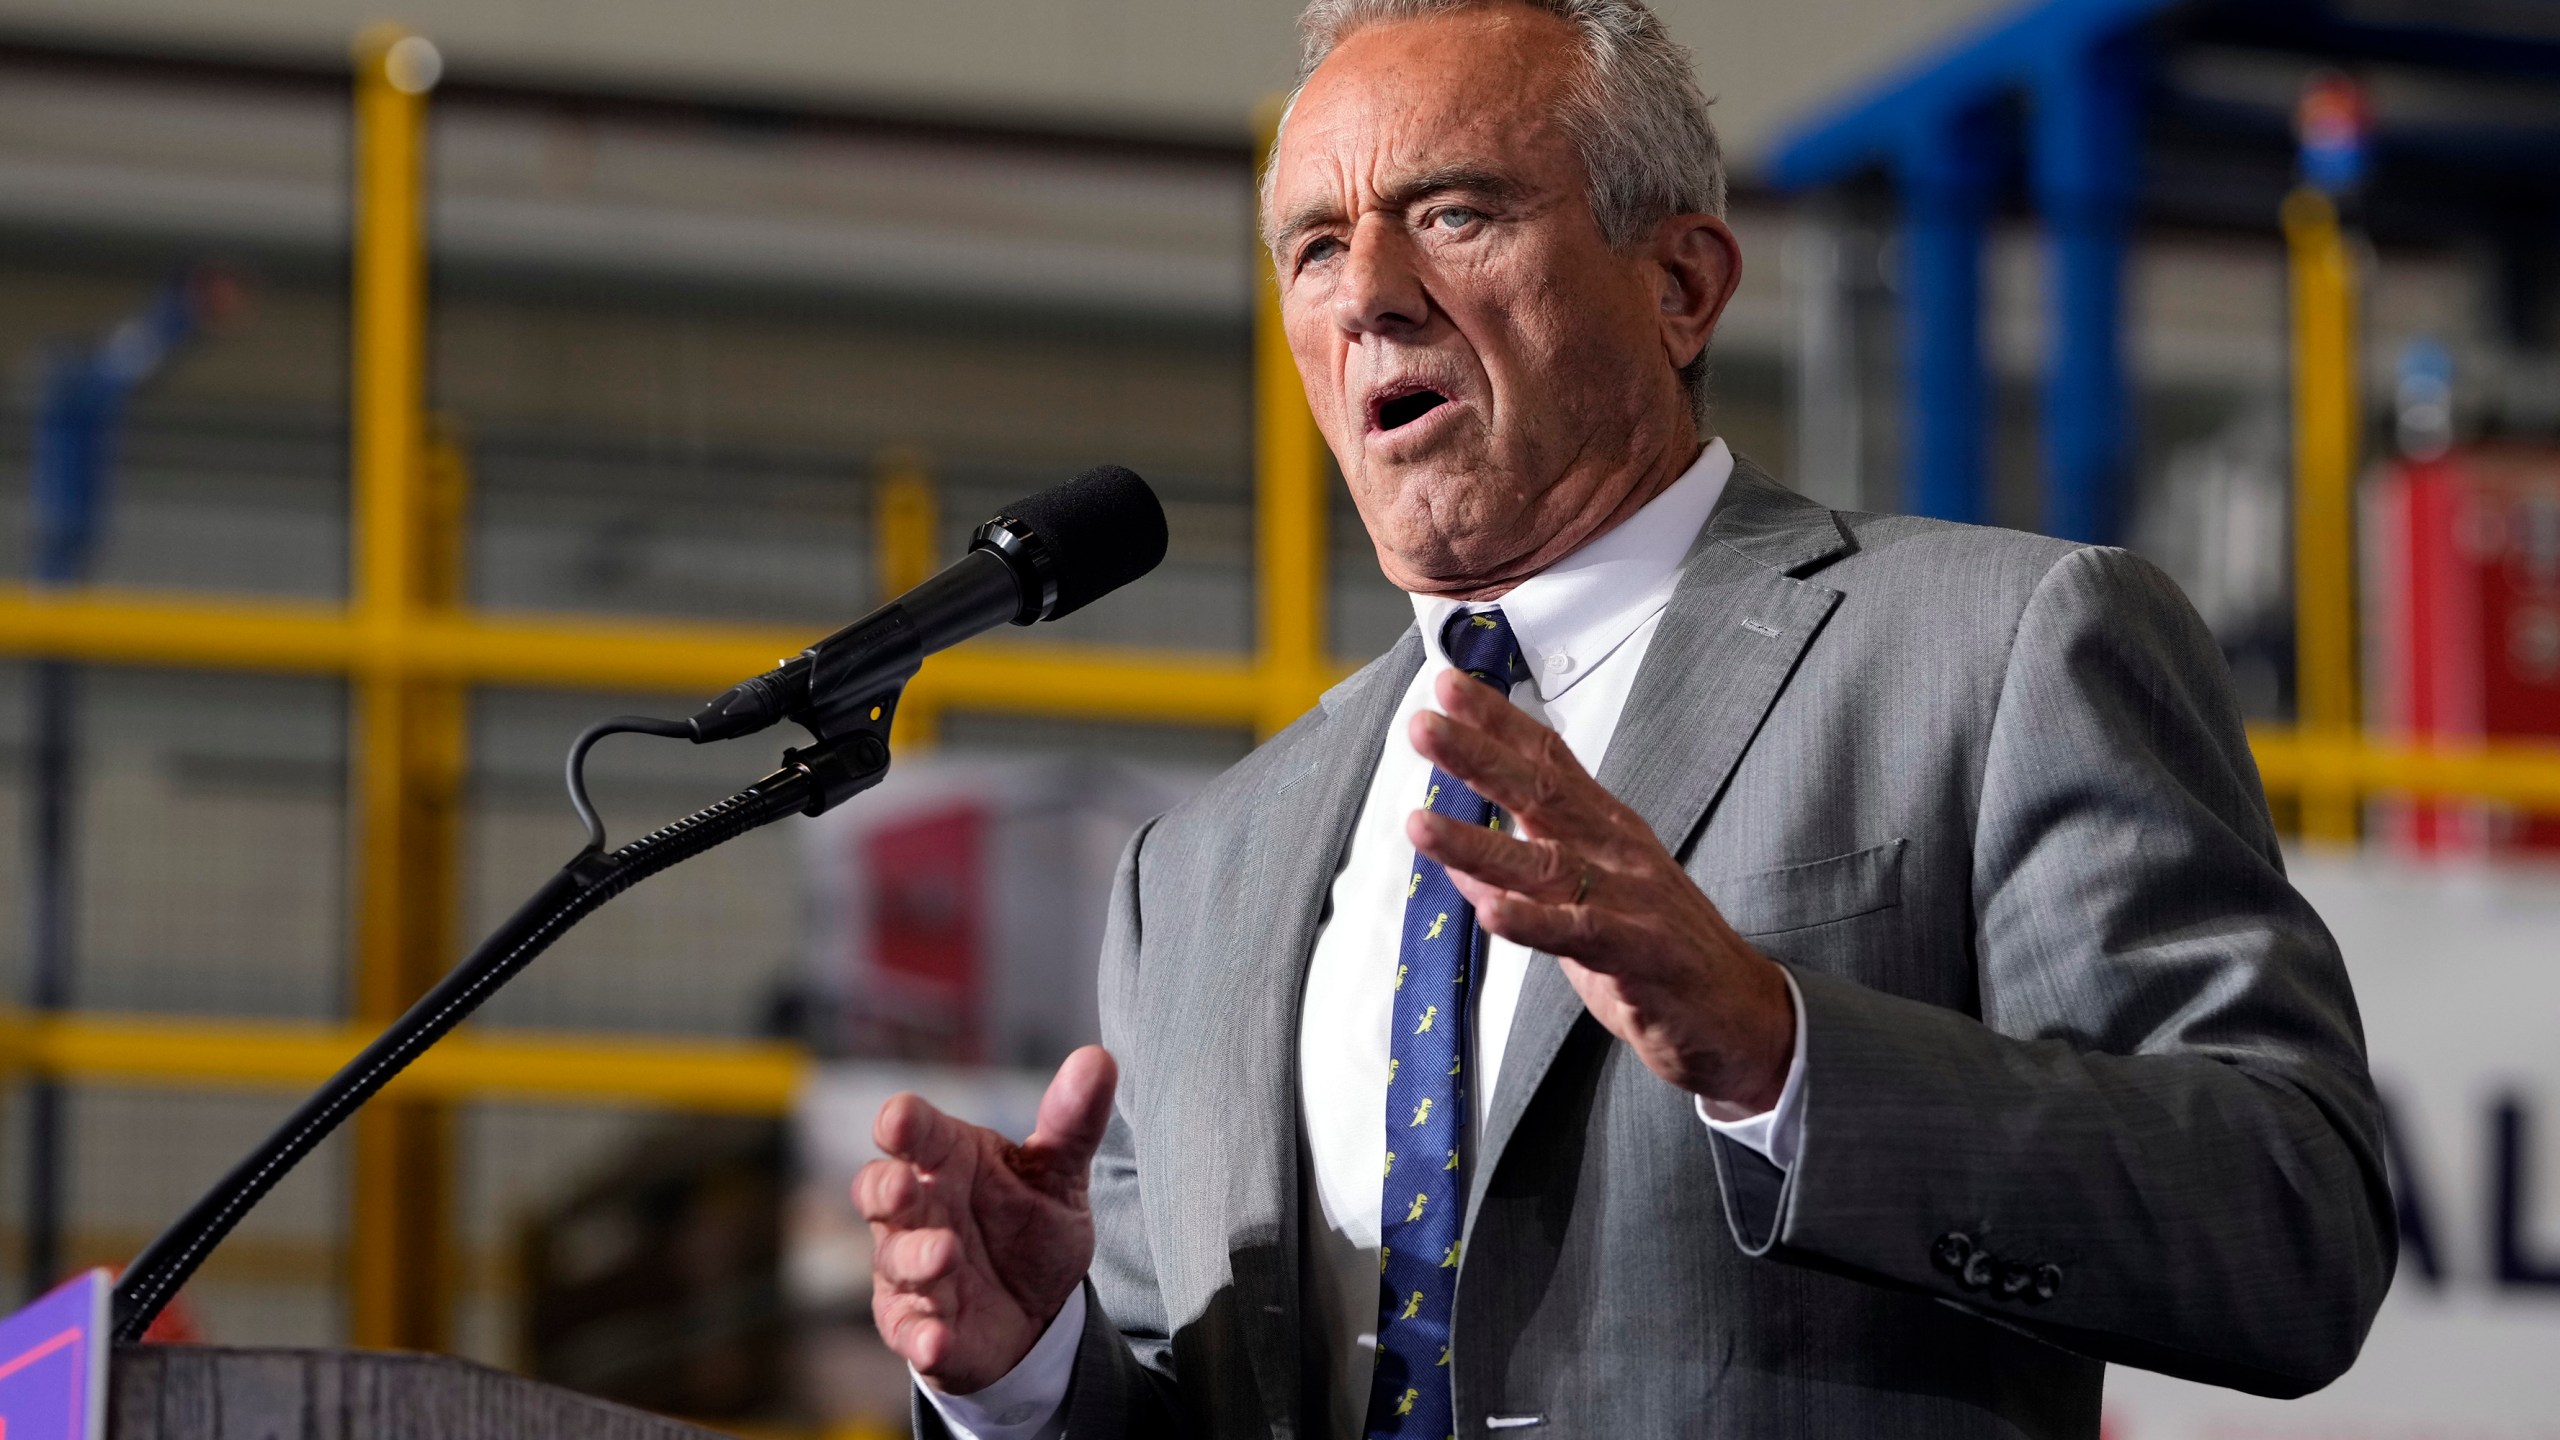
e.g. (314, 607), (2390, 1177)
(689, 463), (1167, 743)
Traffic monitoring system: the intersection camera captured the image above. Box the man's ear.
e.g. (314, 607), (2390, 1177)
(1652, 213), (1742, 372)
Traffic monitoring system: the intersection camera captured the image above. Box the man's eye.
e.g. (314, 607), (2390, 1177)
(1298, 237), (1345, 269)
(1431, 207), (1481, 232)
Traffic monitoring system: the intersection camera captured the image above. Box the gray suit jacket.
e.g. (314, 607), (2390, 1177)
(927, 459), (2395, 1439)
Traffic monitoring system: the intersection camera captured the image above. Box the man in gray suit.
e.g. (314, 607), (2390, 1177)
(858, 1), (2396, 1435)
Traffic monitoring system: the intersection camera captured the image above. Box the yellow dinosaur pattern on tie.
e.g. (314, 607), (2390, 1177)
(1367, 608), (1519, 1440)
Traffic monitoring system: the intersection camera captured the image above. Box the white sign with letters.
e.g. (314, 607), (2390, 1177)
(2105, 850), (2560, 1438)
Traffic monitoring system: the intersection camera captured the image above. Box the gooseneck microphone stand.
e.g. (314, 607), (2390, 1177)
(109, 697), (901, 1342)
(109, 463), (1168, 1343)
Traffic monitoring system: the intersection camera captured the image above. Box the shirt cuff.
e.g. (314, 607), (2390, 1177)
(1693, 968), (1807, 1171)
(915, 1287), (1084, 1440)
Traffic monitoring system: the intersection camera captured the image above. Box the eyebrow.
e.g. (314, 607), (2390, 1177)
(1264, 163), (1530, 257)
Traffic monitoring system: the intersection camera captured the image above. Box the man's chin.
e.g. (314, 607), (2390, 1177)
(1365, 488), (1549, 594)
(1355, 435), (1495, 501)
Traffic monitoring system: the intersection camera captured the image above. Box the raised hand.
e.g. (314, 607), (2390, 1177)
(1406, 668), (1794, 1118)
(856, 1045), (1118, 1392)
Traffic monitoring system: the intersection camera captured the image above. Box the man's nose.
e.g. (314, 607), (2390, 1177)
(1333, 227), (1431, 338)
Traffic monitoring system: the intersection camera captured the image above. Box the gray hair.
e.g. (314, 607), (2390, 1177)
(1270, 0), (1727, 416)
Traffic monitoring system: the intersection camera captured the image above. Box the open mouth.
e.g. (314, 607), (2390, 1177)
(1374, 387), (1451, 433)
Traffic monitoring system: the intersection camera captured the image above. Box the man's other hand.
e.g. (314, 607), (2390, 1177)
(1409, 668), (1794, 1118)
(857, 1045), (1118, 1393)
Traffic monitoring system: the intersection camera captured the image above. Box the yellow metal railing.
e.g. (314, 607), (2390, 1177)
(2283, 187), (2363, 844)
(2249, 729), (2560, 815)
(0, 1014), (810, 1115)
(345, 25), (457, 1343)
(1253, 98), (1335, 737)
(0, 43), (1338, 1352)
(0, 590), (1273, 724)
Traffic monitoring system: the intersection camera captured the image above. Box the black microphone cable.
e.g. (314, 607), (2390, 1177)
(565, 714), (696, 854)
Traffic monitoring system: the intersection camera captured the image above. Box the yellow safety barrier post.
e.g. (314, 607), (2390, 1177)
(1255, 97), (1335, 738)
(874, 448), (942, 748)
(348, 23), (459, 1352)
(2249, 728), (2560, 817)
(2282, 186), (2362, 845)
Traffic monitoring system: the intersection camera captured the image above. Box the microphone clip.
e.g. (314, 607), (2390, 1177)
(780, 724), (894, 818)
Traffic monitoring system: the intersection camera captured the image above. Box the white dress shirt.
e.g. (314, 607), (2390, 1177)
(924, 438), (1808, 1440)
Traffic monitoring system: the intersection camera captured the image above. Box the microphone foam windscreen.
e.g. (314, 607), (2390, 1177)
(1000, 465), (1169, 620)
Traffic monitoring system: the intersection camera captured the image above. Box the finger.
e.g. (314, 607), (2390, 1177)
(1023, 1045), (1118, 1173)
(853, 1158), (930, 1226)
(874, 1291), (953, 1372)
(1412, 692), (1609, 840)
(875, 1092), (969, 1172)
(1435, 666), (1554, 748)
(1407, 808), (1579, 899)
(1431, 667), (1596, 795)
(1408, 710), (1550, 824)
(874, 1226), (963, 1291)
(855, 1158), (944, 1231)
(1468, 886), (1621, 961)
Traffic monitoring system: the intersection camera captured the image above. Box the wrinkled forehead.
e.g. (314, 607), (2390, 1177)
(1265, 12), (1586, 234)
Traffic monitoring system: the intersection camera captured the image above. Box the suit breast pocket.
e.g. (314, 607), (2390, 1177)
(1700, 839), (1907, 981)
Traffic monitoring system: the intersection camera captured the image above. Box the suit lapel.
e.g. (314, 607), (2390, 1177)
(1218, 631), (1423, 1437)
(1467, 461), (1850, 1227)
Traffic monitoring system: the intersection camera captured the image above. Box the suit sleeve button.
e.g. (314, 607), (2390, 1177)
(2030, 1264), (2063, 1303)
(1958, 1251), (1994, 1291)
(1995, 1262), (2035, 1300)
(1931, 1232), (1973, 1275)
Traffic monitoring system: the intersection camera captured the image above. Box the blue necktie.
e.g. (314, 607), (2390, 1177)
(1365, 607), (1526, 1440)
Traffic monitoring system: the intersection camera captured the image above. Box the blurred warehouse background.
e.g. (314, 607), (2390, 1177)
(0, 0), (2555, 1436)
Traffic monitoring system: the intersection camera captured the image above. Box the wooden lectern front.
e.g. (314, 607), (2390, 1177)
(113, 1346), (733, 1439)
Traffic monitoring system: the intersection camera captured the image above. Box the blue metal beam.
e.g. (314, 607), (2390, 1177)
(2030, 32), (2144, 542)
(1769, 0), (2560, 543)
(1896, 105), (2005, 525)
(1768, 0), (2176, 191)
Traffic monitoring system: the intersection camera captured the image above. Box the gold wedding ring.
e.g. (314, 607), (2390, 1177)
(1572, 865), (1593, 905)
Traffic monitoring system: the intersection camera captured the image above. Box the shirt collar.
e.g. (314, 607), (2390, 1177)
(1412, 437), (1734, 701)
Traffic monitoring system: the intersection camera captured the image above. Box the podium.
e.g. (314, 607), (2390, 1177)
(112, 1347), (734, 1439)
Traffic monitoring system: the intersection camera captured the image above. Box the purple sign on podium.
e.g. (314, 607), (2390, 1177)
(0, 1270), (109, 1440)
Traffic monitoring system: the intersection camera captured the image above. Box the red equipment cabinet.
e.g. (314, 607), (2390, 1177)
(2370, 445), (2560, 854)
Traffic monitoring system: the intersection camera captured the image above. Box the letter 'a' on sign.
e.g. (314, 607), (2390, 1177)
(0, 1269), (110, 1440)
